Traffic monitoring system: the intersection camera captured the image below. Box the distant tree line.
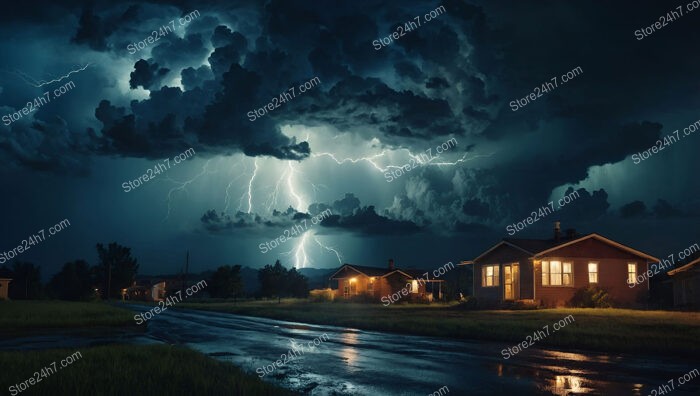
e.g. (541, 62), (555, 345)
(0, 243), (309, 302)
(0, 242), (138, 301)
(207, 260), (309, 301)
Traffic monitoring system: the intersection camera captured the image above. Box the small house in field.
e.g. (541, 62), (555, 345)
(329, 259), (443, 302)
(123, 279), (166, 301)
(0, 278), (11, 300)
(462, 223), (658, 307)
(668, 258), (700, 308)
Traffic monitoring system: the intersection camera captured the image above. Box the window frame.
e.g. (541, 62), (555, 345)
(588, 262), (598, 284)
(541, 259), (574, 287)
(627, 262), (637, 285)
(481, 264), (500, 287)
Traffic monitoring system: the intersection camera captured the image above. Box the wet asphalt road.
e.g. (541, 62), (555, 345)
(2, 305), (698, 396)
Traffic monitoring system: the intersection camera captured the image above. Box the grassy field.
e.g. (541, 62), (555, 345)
(0, 345), (295, 396)
(0, 300), (133, 332)
(179, 299), (700, 357)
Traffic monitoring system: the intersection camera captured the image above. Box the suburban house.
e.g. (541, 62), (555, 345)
(461, 223), (659, 307)
(0, 278), (11, 300)
(668, 257), (700, 308)
(122, 279), (167, 301)
(329, 259), (443, 302)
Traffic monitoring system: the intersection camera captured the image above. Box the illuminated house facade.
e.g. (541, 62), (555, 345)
(329, 260), (441, 302)
(465, 224), (659, 307)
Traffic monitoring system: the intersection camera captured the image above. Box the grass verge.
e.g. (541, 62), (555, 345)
(0, 300), (133, 331)
(0, 344), (295, 396)
(179, 299), (700, 357)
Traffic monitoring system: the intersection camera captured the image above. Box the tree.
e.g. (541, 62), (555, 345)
(48, 260), (95, 301)
(209, 265), (243, 299)
(258, 260), (300, 303)
(95, 243), (139, 299)
(286, 268), (309, 298)
(9, 262), (42, 299)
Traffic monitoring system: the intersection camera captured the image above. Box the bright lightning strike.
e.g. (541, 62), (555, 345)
(294, 232), (310, 269)
(247, 158), (259, 213)
(286, 161), (306, 211)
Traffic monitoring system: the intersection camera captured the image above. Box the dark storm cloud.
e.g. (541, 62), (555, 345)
(320, 205), (421, 236)
(180, 65), (213, 90)
(129, 59), (170, 90)
(617, 199), (692, 220)
(620, 201), (647, 219)
(200, 193), (420, 236)
(72, 4), (139, 51)
(0, 114), (97, 175)
(150, 33), (210, 70)
(2, 0), (493, 169)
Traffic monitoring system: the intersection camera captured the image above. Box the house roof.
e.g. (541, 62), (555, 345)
(473, 232), (658, 262)
(668, 257), (700, 276)
(329, 264), (393, 279)
(329, 264), (429, 280)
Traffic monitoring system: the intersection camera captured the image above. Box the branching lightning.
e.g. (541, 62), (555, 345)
(163, 159), (216, 221)
(314, 235), (343, 265)
(15, 63), (91, 88)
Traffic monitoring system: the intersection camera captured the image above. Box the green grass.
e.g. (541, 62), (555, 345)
(179, 299), (700, 357)
(0, 345), (295, 396)
(0, 300), (133, 331)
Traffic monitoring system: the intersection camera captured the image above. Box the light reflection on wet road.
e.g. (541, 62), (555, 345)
(1, 305), (697, 396)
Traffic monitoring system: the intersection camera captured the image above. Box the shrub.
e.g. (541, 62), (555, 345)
(308, 288), (334, 302)
(569, 286), (612, 308)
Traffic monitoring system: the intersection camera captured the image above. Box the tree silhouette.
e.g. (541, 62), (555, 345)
(209, 265), (243, 300)
(96, 242), (139, 299)
(9, 262), (42, 299)
(48, 260), (95, 301)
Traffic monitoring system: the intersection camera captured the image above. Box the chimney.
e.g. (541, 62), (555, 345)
(554, 221), (561, 242)
(388, 259), (395, 271)
(565, 228), (577, 239)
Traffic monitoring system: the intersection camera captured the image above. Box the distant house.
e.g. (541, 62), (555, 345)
(0, 278), (11, 300)
(462, 223), (659, 307)
(123, 280), (166, 301)
(329, 260), (443, 302)
(668, 258), (700, 308)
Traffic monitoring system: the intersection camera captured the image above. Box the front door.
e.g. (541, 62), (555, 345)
(504, 264), (520, 300)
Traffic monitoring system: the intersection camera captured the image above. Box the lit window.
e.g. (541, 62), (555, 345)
(627, 263), (637, 284)
(550, 261), (562, 285)
(542, 261), (572, 286)
(411, 280), (419, 293)
(542, 261), (549, 286)
(588, 263), (598, 283)
(482, 265), (499, 287)
(368, 277), (375, 293)
(562, 262), (573, 286)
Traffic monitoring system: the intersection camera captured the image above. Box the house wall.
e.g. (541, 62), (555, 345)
(535, 238), (651, 307)
(474, 244), (533, 302)
(333, 272), (429, 302)
(672, 271), (700, 307)
(0, 280), (10, 300)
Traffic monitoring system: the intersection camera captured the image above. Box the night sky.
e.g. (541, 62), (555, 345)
(1, 0), (698, 278)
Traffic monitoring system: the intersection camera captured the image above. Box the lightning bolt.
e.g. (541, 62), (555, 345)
(247, 157), (259, 213)
(163, 158), (216, 221)
(15, 63), (91, 88)
(314, 235), (343, 265)
(294, 232), (310, 269)
(286, 161), (305, 211)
